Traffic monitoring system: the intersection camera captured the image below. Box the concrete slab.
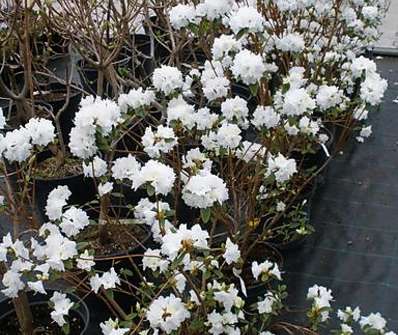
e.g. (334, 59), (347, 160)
(376, 1), (398, 49)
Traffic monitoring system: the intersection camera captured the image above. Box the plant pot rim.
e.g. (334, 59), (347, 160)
(83, 205), (152, 260)
(0, 290), (90, 335)
(33, 150), (83, 182)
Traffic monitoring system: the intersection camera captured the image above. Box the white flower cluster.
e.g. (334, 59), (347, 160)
(146, 294), (190, 334)
(201, 123), (242, 152)
(231, 49), (266, 85)
(118, 88), (155, 113)
(0, 118), (55, 163)
(266, 153), (297, 183)
(182, 172), (229, 209)
(142, 125), (177, 158)
(307, 284), (334, 322)
(152, 65), (184, 96)
(69, 96), (121, 159)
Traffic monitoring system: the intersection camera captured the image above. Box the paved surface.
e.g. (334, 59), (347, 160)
(376, 1), (398, 49)
(285, 56), (398, 329)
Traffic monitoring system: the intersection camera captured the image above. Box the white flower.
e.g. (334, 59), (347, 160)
(169, 4), (197, 29)
(36, 231), (78, 271)
(362, 6), (378, 20)
(231, 49), (266, 85)
(50, 292), (74, 327)
(356, 125), (372, 143)
(2, 270), (24, 298)
(194, 107), (219, 130)
(166, 96), (196, 130)
(69, 124), (97, 159)
(285, 123), (299, 136)
(337, 306), (361, 322)
(252, 106), (280, 129)
(146, 294), (190, 334)
(100, 318), (130, 335)
(236, 141), (265, 163)
(341, 324), (353, 334)
(133, 160), (175, 196)
(221, 97), (249, 128)
(350, 56), (377, 79)
(196, 0), (234, 20)
(77, 250), (95, 271)
(60, 206), (90, 237)
(134, 198), (170, 227)
(78, 95), (121, 133)
(216, 123), (242, 149)
(360, 72), (388, 106)
(316, 85), (343, 111)
(161, 224), (209, 261)
(307, 285), (333, 322)
(28, 281), (46, 294)
(212, 35), (243, 66)
(229, 6), (265, 34)
(182, 148), (212, 172)
(24, 118), (56, 146)
(118, 88), (155, 113)
(83, 156), (107, 178)
(152, 65), (184, 95)
(276, 201), (286, 212)
(202, 76), (230, 101)
(251, 260), (282, 281)
(112, 155), (141, 181)
(45, 185), (71, 221)
(213, 282), (240, 312)
(299, 116), (320, 136)
(182, 172), (229, 209)
(360, 313), (386, 331)
(360, 125), (372, 138)
(174, 272), (187, 294)
(98, 182), (114, 197)
(267, 153), (297, 183)
(90, 267), (120, 294)
(2, 127), (32, 162)
(258, 292), (277, 314)
(206, 310), (239, 335)
(282, 88), (316, 116)
(223, 238), (240, 265)
(275, 33), (305, 53)
(143, 248), (170, 273)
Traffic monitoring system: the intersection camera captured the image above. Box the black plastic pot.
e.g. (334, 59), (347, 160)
(127, 34), (154, 82)
(292, 127), (335, 171)
(34, 151), (96, 223)
(144, 16), (171, 63)
(243, 242), (283, 304)
(0, 290), (89, 335)
(84, 206), (151, 273)
(269, 189), (315, 252)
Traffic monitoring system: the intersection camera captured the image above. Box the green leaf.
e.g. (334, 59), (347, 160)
(121, 268), (134, 277)
(249, 83), (259, 96)
(146, 184), (155, 197)
(62, 322), (70, 335)
(111, 192), (125, 198)
(77, 242), (89, 250)
(201, 208), (211, 224)
(104, 289), (114, 300)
